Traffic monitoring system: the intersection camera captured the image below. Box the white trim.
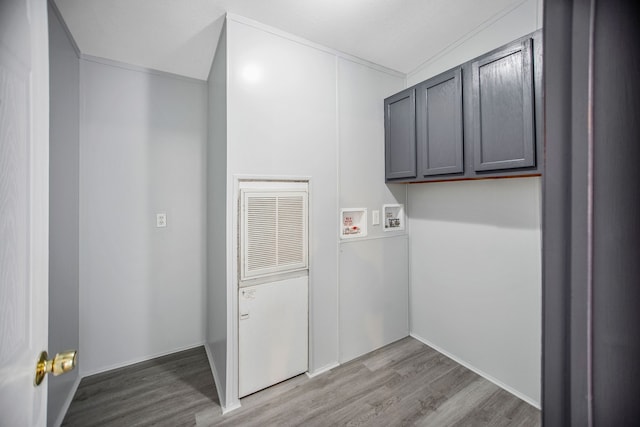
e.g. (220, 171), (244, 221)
(78, 55), (88, 382)
(52, 375), (81, 427)
(334, 55), (341, 367)
(238, 180), (309, 190)
(307, 179), (317, 372)
(230, 174), (312, 407)
(204, 343), (237, 413)
(227, 177), (239, 410)
(305, 362), (340, 379)
(409, 333), (541, 409)
(221, 401), (242, 415)
(233, 174), (313, 182)
(239, 269), (308, 288)
(80, 342), (205, 377)
(226, 13), (404, 79)
(79, 54), (207, 84)
(338, 234), (408, 244)
(406, 185), (412, 333)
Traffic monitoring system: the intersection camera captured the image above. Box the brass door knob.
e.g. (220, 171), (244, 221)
(34, 350), (77, 386)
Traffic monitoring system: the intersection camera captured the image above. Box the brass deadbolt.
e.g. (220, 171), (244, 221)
(34, 350), (77, 386)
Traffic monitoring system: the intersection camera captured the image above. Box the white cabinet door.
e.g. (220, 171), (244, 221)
(238, 276), (308, 397)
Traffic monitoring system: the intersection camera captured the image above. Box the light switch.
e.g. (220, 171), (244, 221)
(156, 213), (167, 228)
(372, 210), (380, 226)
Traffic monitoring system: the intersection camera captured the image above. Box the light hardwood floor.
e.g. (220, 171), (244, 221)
(63, 337), (540, 426)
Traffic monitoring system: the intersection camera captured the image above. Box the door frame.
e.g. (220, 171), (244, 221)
(542, 0), (640, 424)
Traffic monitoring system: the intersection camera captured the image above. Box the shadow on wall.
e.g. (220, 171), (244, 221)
(144, 64), (208, 354)
(160, 14), (226, 81)
(407, 177), (541, 230)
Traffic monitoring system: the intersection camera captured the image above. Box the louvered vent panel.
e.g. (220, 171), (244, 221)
(277, 196), (305, 267)
(242, 188), (308, 280)
(246, 197), (277, 272)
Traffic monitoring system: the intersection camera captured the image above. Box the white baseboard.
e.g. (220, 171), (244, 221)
(80, 342), (205, 378)
(306, 362), (339, 378)
(53, 375), (81, 427)
(409, 333), (541, 409)
(221, 401), (242, 414)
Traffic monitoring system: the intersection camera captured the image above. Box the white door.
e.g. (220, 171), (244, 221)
(238, 276), (308, 397)
(0, 0), (50, 425)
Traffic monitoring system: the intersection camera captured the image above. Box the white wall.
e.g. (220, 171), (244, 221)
(339, 236), (409, 362)
(336, 58), (408, 362)
(217, 16), (408, 407)
(78, 58), (208, 375)
(406, 0), (543, 406)
(205, 19), (229, 409)
(48, 4), (80, 425)
(409, 178), (542, 404)
(227, 17), (339, 380)
(407, 0), (543, 85)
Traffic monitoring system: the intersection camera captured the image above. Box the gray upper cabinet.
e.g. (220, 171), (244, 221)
(384, 89), (417, 180)
(384, 30), (542, 184)
(416, 68), (463, 177)
(469, 38), (535, 172)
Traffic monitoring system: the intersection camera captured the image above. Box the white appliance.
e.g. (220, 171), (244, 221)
(238, 181), (309, 398)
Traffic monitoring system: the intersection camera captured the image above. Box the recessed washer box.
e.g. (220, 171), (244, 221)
(383, 204), (405, 232)
(340, 208), (367, 239)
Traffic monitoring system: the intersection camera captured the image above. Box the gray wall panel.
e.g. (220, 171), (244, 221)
(78, 57), (208, 376)
(339, 236), (409, 363)
(48, 4), (80, 426)
(337, 57), (407, 364)
(206, 20), (229, 408)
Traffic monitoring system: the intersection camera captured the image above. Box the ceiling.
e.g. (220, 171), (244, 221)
(54, 0), (529, 80)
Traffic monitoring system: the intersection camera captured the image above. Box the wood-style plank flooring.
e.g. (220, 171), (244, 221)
(62, 347), (218, 426)
(63, 338), (540, 426)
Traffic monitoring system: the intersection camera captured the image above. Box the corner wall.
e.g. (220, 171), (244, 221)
(409, 178), (542, 404)
(226, 17), (340, 380)
(337, 58), (408, 363)
(78, 58), (208, 376)
(221, 16), (409, 408)
(406, 0), (543, 406)
(205, 19), (230, 409)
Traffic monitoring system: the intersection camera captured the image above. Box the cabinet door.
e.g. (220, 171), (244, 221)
(416, 68), (463, 177)
(384, 89), (416, 180)
(471, 38), (535, 172)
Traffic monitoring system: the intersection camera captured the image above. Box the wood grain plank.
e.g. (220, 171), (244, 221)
(62, 347), (217, 427)
(417, 378), (499, 426)
(62, 338), (540, 426)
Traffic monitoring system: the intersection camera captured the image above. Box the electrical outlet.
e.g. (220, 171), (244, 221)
(372, 210), (380, 226)
(156, 213), (167, 228)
